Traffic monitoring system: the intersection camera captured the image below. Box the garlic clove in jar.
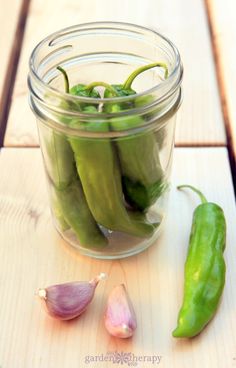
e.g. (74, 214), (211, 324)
(104, 284), (137, 338)
(37, 272), (107, 320)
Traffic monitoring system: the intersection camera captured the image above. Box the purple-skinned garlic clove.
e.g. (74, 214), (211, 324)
(104, 284), (137, 338)
(37, 272), (107, 320)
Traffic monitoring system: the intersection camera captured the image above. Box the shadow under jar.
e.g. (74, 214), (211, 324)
(28, 22), (183, 259)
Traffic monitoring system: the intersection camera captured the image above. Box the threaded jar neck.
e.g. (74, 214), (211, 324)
(28, 22), (183, 136)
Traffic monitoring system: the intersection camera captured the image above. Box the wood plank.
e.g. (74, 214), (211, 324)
(0, 0), (23, 106)
(4, 0), (226, 146)
(0, 147), (235, 367)
(206, 0), (236, 167)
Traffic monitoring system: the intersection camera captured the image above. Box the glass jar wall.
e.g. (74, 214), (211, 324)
(28, 22), (183, 259)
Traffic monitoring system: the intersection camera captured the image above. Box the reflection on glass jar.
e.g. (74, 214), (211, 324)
(28, 22), (183, 259)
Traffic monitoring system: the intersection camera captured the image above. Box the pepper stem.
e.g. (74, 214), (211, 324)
(57, 66), (69, 93)
(123, 62), (169, 90)
(177, 185), (208, 204)
(84, 82), (119, 97)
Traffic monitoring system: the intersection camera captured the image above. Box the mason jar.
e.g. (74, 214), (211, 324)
(28, 22), (183, 259)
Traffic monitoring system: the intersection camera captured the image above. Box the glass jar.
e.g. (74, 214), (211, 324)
(28, 22), (183, 259)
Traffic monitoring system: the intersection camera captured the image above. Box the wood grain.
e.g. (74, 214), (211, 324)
(4, 0), (226, 146)
(206, 0), (236, 166)
(0, 147), (235, 367)
(0, 0), (23, 104)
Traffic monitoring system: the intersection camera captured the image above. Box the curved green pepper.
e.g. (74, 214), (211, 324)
(108, 104), (166, 210)
(42, 131), (73, 230)
(68, 104), (157, 237)
(50, 185), (70, 231)
(134, 94), (167, 151)
(55, 178), (108, 248)
(104, 63), (168, 210)
(44, 67), (107, 248)
(172, 185), (226, 338)
(43, 129), (75, 191)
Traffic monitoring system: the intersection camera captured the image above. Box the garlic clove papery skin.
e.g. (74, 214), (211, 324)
(38, 273), (107, 320)
(104, 284), (137, 338)
(43, 281), (95, 320)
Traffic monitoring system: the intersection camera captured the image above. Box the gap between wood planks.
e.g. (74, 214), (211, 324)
(0, 0), (235, 198)
(204, 0), (236, 193)
(0, 145), (235, 200)
(0, 0), (31, 147)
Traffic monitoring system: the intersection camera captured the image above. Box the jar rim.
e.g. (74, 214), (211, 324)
(28, 21), (183, 106)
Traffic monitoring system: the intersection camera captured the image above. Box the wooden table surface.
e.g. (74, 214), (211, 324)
(0, 1), (235, 368)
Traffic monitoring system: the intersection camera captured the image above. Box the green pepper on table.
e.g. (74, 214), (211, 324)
(172, 185), (226, 338)
(103, 63), (168, 211)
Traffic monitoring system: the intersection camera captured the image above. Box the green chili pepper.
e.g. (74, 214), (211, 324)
(50, 186), (70, 231)
(172, 185), (226, 338)
(108, 103), (166, 211)
(69, 83), (100, 109)
(42, 131), (73, 230)
(104, 63), (168, 210)
(68, 101), (157, 237)
(44, 67), (108, 248)
(54, 67), (158, 238)
(134, 94), (167, 152)
(55, 179), (108, 248)
(43, 129), (75, 191)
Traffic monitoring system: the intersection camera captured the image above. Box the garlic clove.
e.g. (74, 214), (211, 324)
(38, 272), (107, 320)
(104, 284), (137, 338)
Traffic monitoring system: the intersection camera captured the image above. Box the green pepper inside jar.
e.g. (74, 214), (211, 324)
(28, 22), (183, 259)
